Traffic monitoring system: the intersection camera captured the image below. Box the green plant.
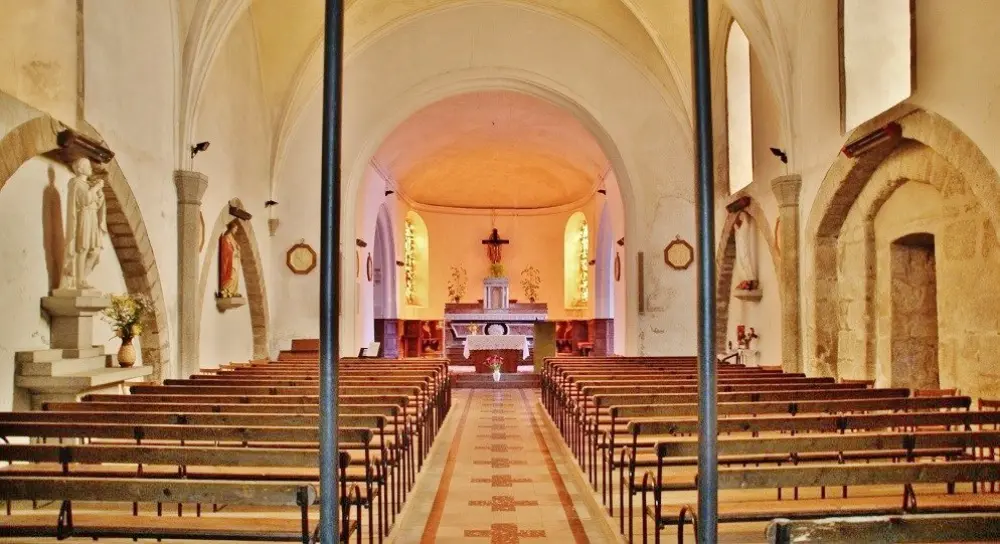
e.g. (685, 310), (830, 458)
(102, 293), (151, 341)
(489, 263), (505, 278)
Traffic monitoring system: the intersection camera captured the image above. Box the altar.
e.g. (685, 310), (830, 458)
(463, 334), (529, 373)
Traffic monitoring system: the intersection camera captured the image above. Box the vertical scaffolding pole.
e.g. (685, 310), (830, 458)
(689, 0), (718, 541)
(318, 0), (344, 541)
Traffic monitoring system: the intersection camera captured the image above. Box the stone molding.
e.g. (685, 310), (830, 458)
(771, 174), (802, 208)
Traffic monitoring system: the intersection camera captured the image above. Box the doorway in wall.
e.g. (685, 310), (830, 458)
(890, 232), (939, 389)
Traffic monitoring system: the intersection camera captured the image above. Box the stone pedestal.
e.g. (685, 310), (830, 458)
(16, 290), (152, 410)
(772, 174), (803, 373)
(216, 296), (247, 312)
(41, 289), (110, 349)
(483, 277), (510, 311)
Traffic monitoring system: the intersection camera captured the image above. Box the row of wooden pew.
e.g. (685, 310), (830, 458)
(541, 356), (1000, 543)
(0, 343), (451, 543)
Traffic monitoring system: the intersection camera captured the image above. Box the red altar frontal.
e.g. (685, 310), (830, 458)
(466, 349), (521, 373)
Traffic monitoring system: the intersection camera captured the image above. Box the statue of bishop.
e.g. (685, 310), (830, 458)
(59, 157), (107, 291)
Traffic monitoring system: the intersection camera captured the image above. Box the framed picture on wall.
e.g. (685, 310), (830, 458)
(286, 242), (317, 275)
(664, 237), (694, 270)
(366, 253), (373, 282)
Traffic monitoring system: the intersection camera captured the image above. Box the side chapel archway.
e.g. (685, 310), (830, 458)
(0, 115), (171, 380)
(807, 108), (1000, 378)
(373, 203), (397, 319)
(714, 197), (780, 351)
(196, 198), (270, 360)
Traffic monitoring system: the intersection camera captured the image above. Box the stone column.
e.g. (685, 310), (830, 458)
(771, 174), (803, 373)
(174, 170), (208, 377)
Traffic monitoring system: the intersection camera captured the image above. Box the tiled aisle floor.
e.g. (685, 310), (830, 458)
(393, 388), (613, 543)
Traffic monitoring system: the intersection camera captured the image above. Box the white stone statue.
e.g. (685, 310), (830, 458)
(733, 211), (758, 289)
(59, 158), (107, 291)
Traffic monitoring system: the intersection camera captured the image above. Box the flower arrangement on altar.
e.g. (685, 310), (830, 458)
(447, 265), (468, 302)
(736, 324), (758, 350)
(102, 293), (151, 368)
(486, 354), (504, 382)
(489, 263), (505, 278)
(520, 266), (541, 302)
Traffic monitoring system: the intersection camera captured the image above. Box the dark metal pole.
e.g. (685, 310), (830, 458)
(318, 0), (344, 541)
(689, 0), (718, 541)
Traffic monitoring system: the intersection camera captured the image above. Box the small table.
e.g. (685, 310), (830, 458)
(464, 335), (529, 373)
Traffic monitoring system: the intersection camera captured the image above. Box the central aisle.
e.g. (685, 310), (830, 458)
(393, 388), (611, 543)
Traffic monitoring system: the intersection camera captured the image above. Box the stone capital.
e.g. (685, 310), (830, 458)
(771, 174), (803, 208)
(174, 170), (208, 205)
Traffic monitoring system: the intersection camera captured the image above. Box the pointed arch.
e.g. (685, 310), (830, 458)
(196, 198), (270, 360)
(373, 203), (397, 319)
(403, 210), (429, 308)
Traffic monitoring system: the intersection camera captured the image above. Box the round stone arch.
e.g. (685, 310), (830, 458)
(196, 198), (270, 360)
(0, 115), (171, 380)
(339, 72), (646, 356)
(805, 108), (1000, 377)
(714, 197), (780, 351)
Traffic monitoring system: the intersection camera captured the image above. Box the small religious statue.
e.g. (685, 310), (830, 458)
(217, 221), (241, 298)
(733, 211), (759, 292)
(59, 157), (107, 291)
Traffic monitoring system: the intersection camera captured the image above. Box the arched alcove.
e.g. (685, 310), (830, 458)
(403, 210), (429, 309)
(196, 198), (270, 362)
(564, 211), (589, 310)
(0, 114), (171, 380)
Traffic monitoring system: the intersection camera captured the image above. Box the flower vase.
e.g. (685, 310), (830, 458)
(118, 337), (137, 368)
(492, 369), (501, 382)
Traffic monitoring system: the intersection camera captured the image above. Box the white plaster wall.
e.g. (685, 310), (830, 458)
(271, 3), (695, 356)
(193, 12), (272, 369)
(725, 221), (781, 365)
(82, 0), (179, 373)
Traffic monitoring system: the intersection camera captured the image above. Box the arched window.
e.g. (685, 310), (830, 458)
(403, 211), (429, 306)
(727, 21), (753, 194)
(564, 212), (589, 309)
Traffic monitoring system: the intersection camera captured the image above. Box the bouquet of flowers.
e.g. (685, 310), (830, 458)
(736, 325), (758, 350)
(486, 354), (504, 374)
(447, 266), (468, 302)
(102, 293), (151, 342)
(520, 266), (541, 302)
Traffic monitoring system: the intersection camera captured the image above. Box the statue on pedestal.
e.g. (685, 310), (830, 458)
(734, 211), (758, 290)
(59, 158), (107, 291)
(217, 221), (242, 298)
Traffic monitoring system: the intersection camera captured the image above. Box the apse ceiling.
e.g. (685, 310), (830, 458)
(372, 91), (609, 210)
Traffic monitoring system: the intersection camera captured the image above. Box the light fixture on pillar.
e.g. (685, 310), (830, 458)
(190, 141), (210, 160)
(265, 200), (279, 236)
(385, 190), (395, 197)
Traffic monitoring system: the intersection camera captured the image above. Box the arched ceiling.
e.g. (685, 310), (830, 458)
(373, 90), (609, 210)
(243, 0), (685, 128)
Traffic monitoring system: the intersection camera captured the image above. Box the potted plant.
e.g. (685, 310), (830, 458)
(447, 266), (468, 303)
(520, 266), (541, 303)
(102, 294), (151, 368)
(486, 354), (503, 382)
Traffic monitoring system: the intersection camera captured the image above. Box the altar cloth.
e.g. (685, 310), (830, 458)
(463, 334), (530, 360)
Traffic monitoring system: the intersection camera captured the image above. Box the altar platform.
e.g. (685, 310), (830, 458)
(443, 301), (547, 362)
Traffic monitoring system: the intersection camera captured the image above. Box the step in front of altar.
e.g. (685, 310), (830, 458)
(453, 372), (540, 389)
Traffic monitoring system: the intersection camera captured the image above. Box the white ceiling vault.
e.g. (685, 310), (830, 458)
(181, 0), (792, 189)
(373, 91), (609, 210)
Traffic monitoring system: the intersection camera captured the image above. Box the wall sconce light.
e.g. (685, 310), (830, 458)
(190, 141), (211, 159)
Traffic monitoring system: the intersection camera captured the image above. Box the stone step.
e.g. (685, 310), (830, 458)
(16, 365), (153, 394)
(453, 372), (540, 389)
(18, 354), (112, 377)
(15, 347), (105, 364)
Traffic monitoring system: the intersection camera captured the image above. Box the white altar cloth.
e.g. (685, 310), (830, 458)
(463, 334), (530, 360)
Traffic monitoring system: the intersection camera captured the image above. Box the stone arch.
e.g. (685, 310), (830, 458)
(0, 114), (171, 380)
(373, 203), (398, 319)
(196, 198), (270, 360)
(714, 197), (780, 351)
(806, 108), (1000, 377)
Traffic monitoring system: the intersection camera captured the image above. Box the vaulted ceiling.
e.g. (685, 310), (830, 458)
(373, 91), (609, 210)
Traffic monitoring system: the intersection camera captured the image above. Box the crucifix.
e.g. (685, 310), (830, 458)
(481, 228), (509, 264)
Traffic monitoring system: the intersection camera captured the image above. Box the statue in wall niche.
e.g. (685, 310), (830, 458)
(58, 157), (107, 291)
(733, 211), (759, 291)
(217, 221), (242, 298)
